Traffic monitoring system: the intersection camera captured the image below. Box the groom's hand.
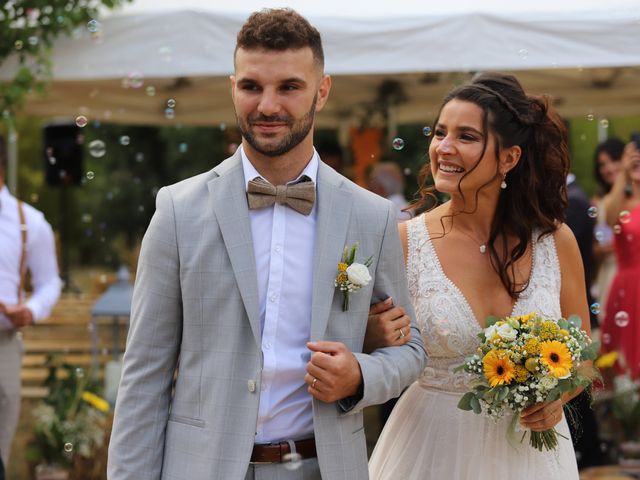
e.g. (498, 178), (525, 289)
(305, 341), (363, 403)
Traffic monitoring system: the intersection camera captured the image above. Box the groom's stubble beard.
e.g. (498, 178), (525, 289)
(236, 93), (317, 158)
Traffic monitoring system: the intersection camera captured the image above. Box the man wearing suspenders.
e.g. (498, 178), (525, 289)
(0, 134), (61, 470)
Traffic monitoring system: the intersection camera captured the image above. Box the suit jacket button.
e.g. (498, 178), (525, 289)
(248, 380), (256, 393)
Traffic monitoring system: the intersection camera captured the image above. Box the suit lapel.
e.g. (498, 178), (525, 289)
(208, 152), (262, 349)
(310, 162), (353, 341)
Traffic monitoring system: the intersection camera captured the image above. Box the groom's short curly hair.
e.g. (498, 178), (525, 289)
(235, 8), (324, 71)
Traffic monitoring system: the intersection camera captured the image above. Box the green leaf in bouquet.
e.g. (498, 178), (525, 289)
(470, 395), (482, 414)
(557, 379), (575, 393)
(558, 318), (569, 330)
(453, 363), (466, 373)
(567, 314), (582, 329)
(485, 315), (499, 328)
(458, 392), (476, 411)
(497, 386), (510, 402)
(546, 387), (562, 402)
(469, 378), (489, 390)
(483, 389), (496, 402)
(581, 342), (599, 361)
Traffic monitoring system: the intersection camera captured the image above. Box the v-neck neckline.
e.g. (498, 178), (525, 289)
(419, 217), (536, 330)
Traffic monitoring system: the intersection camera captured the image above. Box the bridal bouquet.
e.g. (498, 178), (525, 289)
(456, 312), (599, 451)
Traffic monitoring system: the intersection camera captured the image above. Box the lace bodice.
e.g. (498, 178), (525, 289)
(406, 216), (562, 393)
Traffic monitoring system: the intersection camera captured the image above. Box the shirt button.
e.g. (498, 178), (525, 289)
(248, 380), (256, 393)
(269, 294), (277, 302)
(274, 245), (281, 253)
(264, 342), (272, 350)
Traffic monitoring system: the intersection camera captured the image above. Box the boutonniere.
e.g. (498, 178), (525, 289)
(335, 242), (373, 311)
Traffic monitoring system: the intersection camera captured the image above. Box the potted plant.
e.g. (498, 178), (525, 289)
(26, 355), (110, 480)
(595, 351), (640, 465)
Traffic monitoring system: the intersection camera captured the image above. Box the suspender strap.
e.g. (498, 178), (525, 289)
(17, 200), (28, 303)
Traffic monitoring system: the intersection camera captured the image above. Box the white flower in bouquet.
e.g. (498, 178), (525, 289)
(538, 376), (558, 391)
(485, 322), (517, 342)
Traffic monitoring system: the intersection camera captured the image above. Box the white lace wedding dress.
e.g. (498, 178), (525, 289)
(369, 217), (579, 480)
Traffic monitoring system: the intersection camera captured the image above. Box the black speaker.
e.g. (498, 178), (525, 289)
(43, 124), (83, 186)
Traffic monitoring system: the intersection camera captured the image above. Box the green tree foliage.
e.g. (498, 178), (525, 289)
(1, 0), (132, 116)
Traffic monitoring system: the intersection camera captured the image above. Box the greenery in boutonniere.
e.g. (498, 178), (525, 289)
(334, 242), (373, 311)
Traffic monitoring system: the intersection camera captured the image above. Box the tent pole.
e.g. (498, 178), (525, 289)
(7, 122), (18, 195)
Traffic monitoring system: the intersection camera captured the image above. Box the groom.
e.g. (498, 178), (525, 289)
(107, 8), (426, 480)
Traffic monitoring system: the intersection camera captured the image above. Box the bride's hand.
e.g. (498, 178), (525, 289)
(363, 297), (411, 353)
(519, 399), (564, 432)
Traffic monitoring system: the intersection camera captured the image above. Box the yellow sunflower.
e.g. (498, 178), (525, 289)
(539, 341), (573, 378)
(483, 350), (515, 387)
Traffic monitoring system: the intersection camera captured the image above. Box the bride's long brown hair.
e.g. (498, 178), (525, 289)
(413, 73), (570, 298)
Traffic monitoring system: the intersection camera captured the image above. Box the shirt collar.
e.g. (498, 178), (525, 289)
(240, 145), (319, 190)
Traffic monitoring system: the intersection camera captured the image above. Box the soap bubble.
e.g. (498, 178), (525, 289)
(88, 140), (106, 158)
(392, 138), (405, 151)
(619, 210), (631, 224)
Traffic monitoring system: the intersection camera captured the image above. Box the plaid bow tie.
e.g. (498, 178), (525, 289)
(246, 177), (316, 215)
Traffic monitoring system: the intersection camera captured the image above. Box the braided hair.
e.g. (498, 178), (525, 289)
(414, 72), (570, 298)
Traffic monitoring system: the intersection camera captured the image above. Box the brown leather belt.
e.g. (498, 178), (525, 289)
(250, 438), (316, 464)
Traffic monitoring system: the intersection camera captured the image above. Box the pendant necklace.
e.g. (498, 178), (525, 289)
(457, 228), (488, 254)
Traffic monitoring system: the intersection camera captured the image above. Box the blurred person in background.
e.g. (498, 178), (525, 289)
(368, 162), (412, 221)
(600, 137), (640, 377)
(592, 138), (625, 323)
(0, 134), (62, 470)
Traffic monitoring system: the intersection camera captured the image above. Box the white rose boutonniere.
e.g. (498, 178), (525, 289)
(335, 242), (373, 311)
(346, 263), (371, 287)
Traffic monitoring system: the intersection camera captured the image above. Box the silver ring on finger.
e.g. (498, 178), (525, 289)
(312, 377), (318, 389)
(399, 328), (405, 338)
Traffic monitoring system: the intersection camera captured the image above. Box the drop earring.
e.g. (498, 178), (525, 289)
(500, 173), (507, 190)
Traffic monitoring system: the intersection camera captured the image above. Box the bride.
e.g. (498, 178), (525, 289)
(366, 73), (590, 479)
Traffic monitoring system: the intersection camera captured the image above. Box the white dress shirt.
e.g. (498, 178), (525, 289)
(0, 186), (62, 329)
(241, 146), (318, 443)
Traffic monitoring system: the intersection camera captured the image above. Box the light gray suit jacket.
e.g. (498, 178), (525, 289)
(107, 151), (427, 480)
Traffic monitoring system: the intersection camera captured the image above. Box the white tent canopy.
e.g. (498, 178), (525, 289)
(2, 0), (640, 127)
